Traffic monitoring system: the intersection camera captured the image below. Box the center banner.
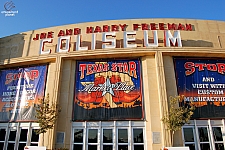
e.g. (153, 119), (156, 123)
(73, 59), (143, 121)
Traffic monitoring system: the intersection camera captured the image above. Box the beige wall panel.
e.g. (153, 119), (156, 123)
(150, 116), (161, 131)
(56, 59), (75, 148)
(218, 35), (225, 48)
(45, 62), (58, 101)
(149, 102), (160, 116)
(142, 55), (164, 149)
(153, 145), (163, 150)
(145, 129), (153, 149)
(148, 89), (160, 100)
(142, 57), (153, 149)
(196, 20), (209, 32)
(199, 32), (211, 42)
(57, 103), (70, 124)
(163, 56), (177, 96)
(209, 33), (221, 48)
(183, 31), (203, 41)
(59, 79), (70, 93)
(48, 62), (57, 72)
(147, 81), (158, 93)
(61, 69), (72, 81)
(208, 22), (219, 33)
(218, 23), (225, 33)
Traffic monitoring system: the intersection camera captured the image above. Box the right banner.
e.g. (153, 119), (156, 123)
(174, 57), (225, 119)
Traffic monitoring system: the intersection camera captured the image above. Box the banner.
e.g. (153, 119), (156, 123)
(0, 65), (47, 122)
(174, 58), (225, 119)
(73, 59), (143, 121)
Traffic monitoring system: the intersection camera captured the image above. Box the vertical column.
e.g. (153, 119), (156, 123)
(142, 53), (168, 150)
(208, 119), (216, 150)
(141, 56), (153, 150)
(113, 121), (116, 150)
(84, 121), (87, 150)
(155, 52), (171, 147)
(46, 55), (63, 149)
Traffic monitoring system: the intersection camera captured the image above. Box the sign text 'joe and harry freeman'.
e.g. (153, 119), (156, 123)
(32, 23), (193, 55)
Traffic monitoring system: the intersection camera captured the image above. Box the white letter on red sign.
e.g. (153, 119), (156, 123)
(91, 33), (96, 50)
(164, 30), (182, 47)
(143, 30), (158, 47)
(102, 32), (116, 49)
(123, 31), (137, 48)
(39, 38), (52, 55)
(57, 36), (70, 53)
(76, 35), (88, 51)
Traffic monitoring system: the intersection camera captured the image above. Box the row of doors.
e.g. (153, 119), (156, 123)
(0, 123), (39, 150)
(182, 120), (225, 150)
(1, 120), (225, 150)
(71, 121), (145, 150)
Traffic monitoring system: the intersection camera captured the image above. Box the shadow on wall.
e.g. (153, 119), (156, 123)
(0, 33), (26, 65)
(182, 40), (213, 47)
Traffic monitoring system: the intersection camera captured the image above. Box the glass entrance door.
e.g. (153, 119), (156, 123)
(18, 128), (28, 150)
(72, 121), (145, 150)
(7, 128), (17, 150)
(0, 123), (40, 150)
(197, 127), (211, 150)
(0, 128), (7, 149)
(183, 127), (196, 150)
(212, 127), (224, 150)
(183, 123), (225, 150)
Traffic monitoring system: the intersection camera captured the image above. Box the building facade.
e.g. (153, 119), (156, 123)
(0, 19), (225, 150)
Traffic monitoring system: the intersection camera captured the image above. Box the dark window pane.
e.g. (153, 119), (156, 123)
(30, 143), (38, 146)
(31, 129), (39, 142)
(185, 144), (196, 150)
(200, 143), (210, 150)
(18, 143), (27, 150)
(74, 129), (83, 143)
(7, 143), (15, 149)
(0, 142), (4, 150)
(213, 127), (223, 141)
(8, 130), (17, 141)
(88, 145), (97, 150)
(0, 129), (6, 141)
(215, 143), (224, 150)
(118, 129), (128, 143)
(133, 129), (143, 143)
(88, 129), (98, 143)
(198, 127), (209, 142)
(19, 129), (28, 141)
(118, 145), (128, 150)
(73, 144), (82, 150)
(103, 129), (112, 143)
(183, 128), (194, 142)
(103, 145), (113, 150)
(134, 145), (144, 150)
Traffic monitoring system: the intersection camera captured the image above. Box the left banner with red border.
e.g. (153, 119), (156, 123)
(0, 65), (48, 122)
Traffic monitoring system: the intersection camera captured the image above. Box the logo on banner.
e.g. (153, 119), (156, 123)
(76, 75), (140, 109)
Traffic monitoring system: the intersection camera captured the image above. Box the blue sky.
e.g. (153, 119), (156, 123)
(0, 0), (225, 38)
